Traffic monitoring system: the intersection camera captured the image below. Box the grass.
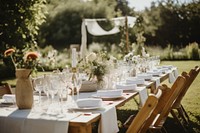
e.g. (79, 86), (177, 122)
(117, 60), (200, 133)
(2, 61), (200, 132)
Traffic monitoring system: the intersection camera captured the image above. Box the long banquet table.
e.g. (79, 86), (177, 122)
(0, 67), (178, 133)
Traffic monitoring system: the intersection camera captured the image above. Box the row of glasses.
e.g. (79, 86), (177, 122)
(32, 69), (84, 115)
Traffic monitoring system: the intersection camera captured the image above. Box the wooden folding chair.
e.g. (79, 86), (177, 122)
(0, 83), (12, 97)
(171, 66), (200, 127)
(126, 94), (159, 133)
(140, 75), (186, 133)
(124, 86), (163, 133)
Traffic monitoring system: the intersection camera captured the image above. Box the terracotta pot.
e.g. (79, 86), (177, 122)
(15, 69), (33, 109)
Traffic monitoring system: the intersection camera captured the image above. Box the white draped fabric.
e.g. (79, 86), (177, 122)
(80, 20), (87, 58)
(80, 16), (136, 58)
(86, 20), (120, 36)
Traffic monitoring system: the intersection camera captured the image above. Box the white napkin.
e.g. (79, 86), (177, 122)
(115, 83), (137, 90)
(99, 106), (119, 133)
(126, 77), (145, 85)
(135, 87), (148, 106)
(76, 98), (102, 108)
(147, 70), (162, 76)
(157, 67), (169, 73)
(173, 68), (179, 78)
(162, 65), (174, 69)
(2, 94), (16, 103)
(96, 90), (123, 97)
(151, 77), (160, 89)
(137, 74), (153, 80)
(169, 71), (176, 83)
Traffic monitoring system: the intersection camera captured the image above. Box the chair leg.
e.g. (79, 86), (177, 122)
(177, 107), (189, 125)
(170, 110), (181, 124)
(133, 97), (140, 110)
(171, 110), (188, 132)
(161, 126), (167, 133)
(181, 104), (190, 122)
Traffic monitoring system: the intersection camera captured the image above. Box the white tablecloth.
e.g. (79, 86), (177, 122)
(0, 107), (80, 133)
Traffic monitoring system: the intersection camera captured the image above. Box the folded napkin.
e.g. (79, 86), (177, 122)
(115, 83), (137, 91)
(147, 70), (162, 76)
(2, 94), (16, 103)
(99, 106), (119, 133)
(173, 68), (179, 78)
(126, 77), (145, 85)
(151, 77), (160, 89)
(76, 98), (102, 108)
(162, 65), (174, 69)
(169, 71), (176, 83)
(135, 87), (148, 106)
(96, 89), (123, 97)
(137, 74), (153, 80)
(156, 67), (169, 73)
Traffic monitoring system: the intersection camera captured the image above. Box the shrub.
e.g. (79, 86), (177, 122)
(186, 42), (200, 60)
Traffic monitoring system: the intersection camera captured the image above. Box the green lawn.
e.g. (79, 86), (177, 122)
(118, 61), (200, 133)
(2, 61), (200, 132)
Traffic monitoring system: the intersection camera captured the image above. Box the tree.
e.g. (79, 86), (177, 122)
(38, 0), (118, 49)
(0, 0), (47, 78)
(0, 0), (47, 53)
(141, 0), (200, 47)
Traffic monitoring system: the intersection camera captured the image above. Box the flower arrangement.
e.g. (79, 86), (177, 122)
(4, 48), (40, 73)
(78, 51), (111, 82)
(123, 51), (140, 65)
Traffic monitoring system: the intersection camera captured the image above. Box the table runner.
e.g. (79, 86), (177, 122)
(0, 106), (80, 133)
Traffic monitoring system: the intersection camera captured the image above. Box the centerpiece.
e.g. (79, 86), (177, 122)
(4, 48), (40, 109)
(78, 51), (114, 91)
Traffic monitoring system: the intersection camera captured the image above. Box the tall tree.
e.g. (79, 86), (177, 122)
(0, 0), (47, 53)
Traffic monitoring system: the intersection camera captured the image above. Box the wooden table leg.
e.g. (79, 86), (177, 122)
(68, 124), (92, 133)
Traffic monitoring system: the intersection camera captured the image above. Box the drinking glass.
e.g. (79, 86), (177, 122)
(75, 73), (83, 100)
(46, 74), (59, 104)
(32, 75), (44, 104)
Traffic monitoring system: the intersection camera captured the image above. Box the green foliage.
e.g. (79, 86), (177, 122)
(0, 0), (47, 56)
(146, 43), (200, 60)
(38, 0), (119, 49)
(186, 42), (199, 60)
(141, 0), (200, 47)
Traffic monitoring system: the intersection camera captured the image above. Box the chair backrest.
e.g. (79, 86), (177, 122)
(126, 94), (159, 133)
(154, 76), (186, 126)
(0, 83), (12, 97)
(140, 75), (186, 132)
(173, 66), (200, 107)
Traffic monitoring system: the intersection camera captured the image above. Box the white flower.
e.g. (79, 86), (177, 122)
(127, 52), (133, 57)
(86, 52), (97, 62)
(132, 55), (139, 64)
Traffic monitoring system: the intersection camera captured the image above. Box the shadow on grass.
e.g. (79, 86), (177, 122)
(116, 109), (200, 133)
(117, 109), (138, 133)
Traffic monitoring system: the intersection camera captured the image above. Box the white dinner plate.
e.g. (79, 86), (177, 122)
(70, 106), (103, 111)
(92, 94), (124, 100)
(0, 99), (14, 105)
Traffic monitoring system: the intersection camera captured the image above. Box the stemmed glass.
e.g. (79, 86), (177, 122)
(75, 73), (82, 100)
(57, 72), (69, 102)
(32, 75), (44, 105)
(46, 74), (59, 104)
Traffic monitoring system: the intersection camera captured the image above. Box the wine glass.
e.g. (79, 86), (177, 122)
(75, 73), (83, 100)
(32, 75), (44, 105)
(46, 74), (59, 104)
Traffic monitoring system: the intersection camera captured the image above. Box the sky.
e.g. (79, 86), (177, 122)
(127, 0), (193, 11)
